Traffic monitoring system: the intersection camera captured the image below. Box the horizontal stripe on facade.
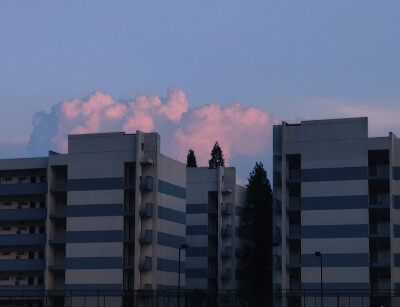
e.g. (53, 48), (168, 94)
(186, 268), (207, 279)
(64, 284), (122, 291)
(186, 225), (208, 236)
(301, 196), (368, 210)
(393, 254), (400, 267)
(394, 196), (400, 209)
(0, 259), (45, 271)
(393, 167), (400, 180)
(301, 225), (369, 238)
(0, 183), (47, 196)
(158, 180), (186, 199)
(394, 225), (400, 238)
(158, 206), (185, 225)
(66, 231), (123, 243)
(0, 234), (45, 246)
(301, 283), (370, 291)
(187, 204), (208, 214)
(0, 208), (47, 221)
(157, 258), (185, 273)
(66, 257), (121, 269)
(187, 247), (208, 257)
(67, 204), (123, 217)
(157, 232), (186, 249)
(301, 167), (367, 182)
(0, 285), (44, 293)
(67, 178), (123, 191)
(301, 253), (369, 267)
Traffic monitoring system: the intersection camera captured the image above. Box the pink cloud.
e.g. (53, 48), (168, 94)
(171, 103), (275, 165)
(27, 88), (277, 171)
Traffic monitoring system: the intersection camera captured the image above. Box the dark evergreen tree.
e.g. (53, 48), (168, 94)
(208, 141), (225, 169)
(186, 149), (197, 168)
(242, 162), (273, 306)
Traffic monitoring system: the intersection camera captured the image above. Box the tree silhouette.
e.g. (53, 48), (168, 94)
(242, 162), (273, 306)
(208, 141), (225, 169)
(186, 149), (197, 168)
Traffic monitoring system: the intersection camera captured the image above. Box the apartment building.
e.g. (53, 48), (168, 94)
(185, 167), (247, 292)
(273, 117), (400, 307)
(0, 131), (186, 307)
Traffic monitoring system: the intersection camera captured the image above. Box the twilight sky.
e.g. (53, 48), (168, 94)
(1, 1), (400, 182)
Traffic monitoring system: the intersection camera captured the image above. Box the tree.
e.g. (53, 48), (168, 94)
(208, 141), (225, 169)
(242, 162), (273, 306)
(186, 149), (197, 168)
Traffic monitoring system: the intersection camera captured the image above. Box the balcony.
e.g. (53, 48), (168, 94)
(370, 250), (390, 267)
(287, 197), (301, 211)
(49, 232), (66, 245)
(49, 206), (66, 219)
(221, 203), (233, 215)
(371, 280), (391, 291)
(50, 180), (67, 193)
(139, 257), (152, 271)
(369, 223), (390, 237)
(287, 252), (301, 268)
(221, 225), (233, 237)
(0, 208), (47, 222)
(139, 230), (152, 244)
(139, 203), (153, 217)
(124, 201), (135, 216)
(369, 164), (389, 178)
(369, 194), (390, 207)
(274, 200), (282, 213)
(0, 234), (45, 246)
(287, 224), (301, 239)
(140, 176), (153, 191)
(123, 256), (134, 269)
(48, 258), (66, 270)
(221, 268), (232, 280)
(288, 169), (301, 180)
(208, 203), (218, 214)
(275, 255), (282, 269)
(221, 247), (233, 259)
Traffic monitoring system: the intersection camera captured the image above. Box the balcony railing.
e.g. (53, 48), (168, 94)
(221, 268), (232, 280)
(288, 197), (300, 209)
(370, 223), (390, 236)
(139, 230), (152, 244)
(50, 206), (66, 217)
(123, 256), (134, 267)
(221, 247), (233, 259)
(369, 194), (390, 206)
(51, 180), (67, 191)
(288, 169), (301, 180)
(371, 280), (391, 290)
(221, 203), (233, 215)
(139, 203), (153, 217)
(50, 232), (66, 242)
(288, 225), (301, 236)
(208, 203), (218, 214)
(140, 176), (153, 191)
(289, 253), (301, 265)
(371, 250), (390, 265)
(221, 225), (233, 237)
(139, 257), (152, 271)
(369, 164), (389, 177)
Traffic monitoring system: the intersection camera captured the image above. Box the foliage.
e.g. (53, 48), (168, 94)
(208, 141), (225, 169)
(186, 149), (197, 167)
(242, 162), (273, 306)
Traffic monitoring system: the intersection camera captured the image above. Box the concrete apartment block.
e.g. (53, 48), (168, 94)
(0, 131), (186, 307)
(273, 117), (400, 307)
(185, 167), (247, 292)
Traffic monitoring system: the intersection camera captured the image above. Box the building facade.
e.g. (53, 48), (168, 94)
(0, 131), (187, 307)
(185, 167), (247, 292)
(273, 117), (400, 306)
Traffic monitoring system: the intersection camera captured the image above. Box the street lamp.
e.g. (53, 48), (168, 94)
(315, 251), (323, 307)
(178, 243), (189, 307)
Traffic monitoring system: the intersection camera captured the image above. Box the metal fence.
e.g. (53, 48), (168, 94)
(1, 289), (400, 306)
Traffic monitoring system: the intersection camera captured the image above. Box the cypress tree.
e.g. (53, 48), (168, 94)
(208, 141), (225, 169)
(186, 149), (197, 168)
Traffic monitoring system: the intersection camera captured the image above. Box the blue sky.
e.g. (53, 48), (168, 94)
(1, 1), (400, 180)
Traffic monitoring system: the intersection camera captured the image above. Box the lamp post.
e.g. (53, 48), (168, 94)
(315, 251), (323, 307)
(178, 243), (189, 307)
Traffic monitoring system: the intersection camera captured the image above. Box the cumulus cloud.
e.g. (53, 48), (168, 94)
(26, 88), (276, 173)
